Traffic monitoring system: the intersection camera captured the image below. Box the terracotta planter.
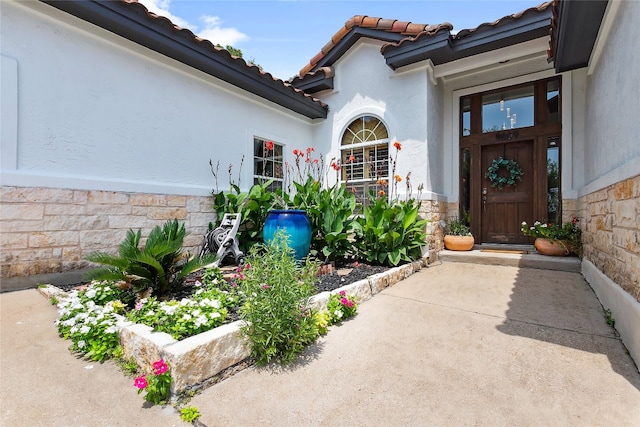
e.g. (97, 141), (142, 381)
(534, 238), (569, 256)
(444, 235), (475, 251)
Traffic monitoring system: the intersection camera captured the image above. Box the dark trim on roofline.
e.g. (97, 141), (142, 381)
(550, 0), (608, 73)
(290, 27), (411, 91)
(383, 7), (552, 70)
(40, 0), (328, 119)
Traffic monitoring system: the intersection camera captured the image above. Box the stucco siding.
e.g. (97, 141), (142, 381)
(0, 1), (313, 196)
(316, 41), (430, 195)
(583, 0), (640, 184)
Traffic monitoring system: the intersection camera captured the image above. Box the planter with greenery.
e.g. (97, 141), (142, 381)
(521, 216), (582, 257)
(443, 218), (474, 251)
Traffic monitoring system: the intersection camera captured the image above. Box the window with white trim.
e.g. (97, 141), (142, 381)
(340, 116), (389, 203)
(253, 137), (283, 191)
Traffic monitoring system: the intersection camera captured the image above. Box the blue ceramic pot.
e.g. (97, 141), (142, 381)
(263, 210), (312, 260)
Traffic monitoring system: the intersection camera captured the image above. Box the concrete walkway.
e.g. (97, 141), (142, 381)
(2, 262), (639, 426)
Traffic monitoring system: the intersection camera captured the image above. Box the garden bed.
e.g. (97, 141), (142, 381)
(38, 257), (427, 396)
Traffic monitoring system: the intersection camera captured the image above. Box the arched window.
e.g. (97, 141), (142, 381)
(340, 116), (389, 203)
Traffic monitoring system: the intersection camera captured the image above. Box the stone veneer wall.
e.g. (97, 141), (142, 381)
(419, 199), (458, 252)
(1, 186), (215, 279)
(578, 175), (640, 303)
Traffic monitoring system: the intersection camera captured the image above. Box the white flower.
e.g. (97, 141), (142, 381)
(77, 340), (86, 349)
(210, 312), (221, 319)
(521, 221), (527, 226)
(209, 300), (220, 309)
(192, 309), (201, 317)
(161, 304), (178, 315)
(182, 313), (192, 321)
(79, 325), (91, 334)
(541, 224), (548, 228)
(334, 310), (343, 319)
(194, 315), (208, 327)
(85, 288), (97, 299)
(62, 318), (76, 327)
(105, 326), (118, 334)
(70, 326), (78, 334)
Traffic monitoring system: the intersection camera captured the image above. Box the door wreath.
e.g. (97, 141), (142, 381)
(485, 157), (524, 189)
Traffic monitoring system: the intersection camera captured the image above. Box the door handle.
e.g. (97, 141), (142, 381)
(482, 188), (487, 211)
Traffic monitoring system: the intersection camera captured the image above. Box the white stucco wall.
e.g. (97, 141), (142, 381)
(581, 0), (640, 189)
(0, 1), (314, 196)
(313, 40), (432, 197)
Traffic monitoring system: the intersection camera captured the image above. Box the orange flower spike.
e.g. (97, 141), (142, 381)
(394, 174), (402, 182)
(349, 154), (356, 162)
(378, 190), (385, 196)
(393, 141), (402, 150)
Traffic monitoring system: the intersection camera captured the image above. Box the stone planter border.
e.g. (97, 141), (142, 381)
(38, 256), (427, 396)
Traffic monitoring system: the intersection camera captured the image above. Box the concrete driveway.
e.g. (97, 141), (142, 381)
(2, 261), (639, 426)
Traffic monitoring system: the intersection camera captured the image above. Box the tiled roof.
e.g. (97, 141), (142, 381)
(41, 0), (328, 119)
(453, 1), (552, 39)
(297, 2), (552, 80)
(296, 16), (452, 78)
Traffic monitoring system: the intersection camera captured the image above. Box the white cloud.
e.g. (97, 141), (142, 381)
(198, 15), (248, 47)
(138, 0), (194, 31)
(137, 0), (248, 46)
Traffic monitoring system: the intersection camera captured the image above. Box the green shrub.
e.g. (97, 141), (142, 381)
(288, 176), (357, 262)
(213, 181), (277, 254)
(353, 195), (428, 266)
(85, 219), (215, 299)
(238, 230), (320, 365)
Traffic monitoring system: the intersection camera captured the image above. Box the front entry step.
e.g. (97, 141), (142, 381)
(438, 244), (581, 273)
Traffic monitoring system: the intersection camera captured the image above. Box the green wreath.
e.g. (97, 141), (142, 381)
(485, 157), (524, 189)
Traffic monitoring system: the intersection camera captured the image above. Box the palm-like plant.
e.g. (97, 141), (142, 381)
(86, 219), (215, 298)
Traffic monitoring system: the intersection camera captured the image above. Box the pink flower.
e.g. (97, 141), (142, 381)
(339, 290), (346, 296)
(153, 360), (168, 375)
(135, 301), (143, 311)
(134, 375), (148, 389)
(262, 284), (269, 290)
(340, 297), (349, 305)
(245, 263), (251, 270)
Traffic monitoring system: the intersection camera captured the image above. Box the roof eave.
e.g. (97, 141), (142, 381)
(384, 6), (552, 69)
(40, 0), (327, 119)
(551, 0), (608, 73)
(383, 31), (450, 70)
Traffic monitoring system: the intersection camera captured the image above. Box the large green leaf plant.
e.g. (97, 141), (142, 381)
(85, 219), (215, 299)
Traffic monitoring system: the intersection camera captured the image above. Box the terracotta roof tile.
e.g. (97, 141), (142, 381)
(391, 21), (411, 33)
(296, 15), (432, 78)
(381, 1), (551, 56)
(361, 16), (381, 28)
(377, 19), (396, 31)
(453, 1), (552, 39)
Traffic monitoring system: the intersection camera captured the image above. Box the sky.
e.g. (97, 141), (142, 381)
(138, 0), (545, 80)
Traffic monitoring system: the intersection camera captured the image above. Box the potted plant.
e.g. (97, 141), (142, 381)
(520, 216), (582, 257)
(443, 218), (474, 251)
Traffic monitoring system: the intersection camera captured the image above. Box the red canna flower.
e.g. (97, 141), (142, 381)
(393, 141), (402, 150)
(265, 140), (274, 151)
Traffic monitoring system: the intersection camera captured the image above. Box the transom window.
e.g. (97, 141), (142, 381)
(340, 116), (389, 203)
(253, 137), (283, 191)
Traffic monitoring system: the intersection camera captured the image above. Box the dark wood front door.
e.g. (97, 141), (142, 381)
(480, 140), (534, 243)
